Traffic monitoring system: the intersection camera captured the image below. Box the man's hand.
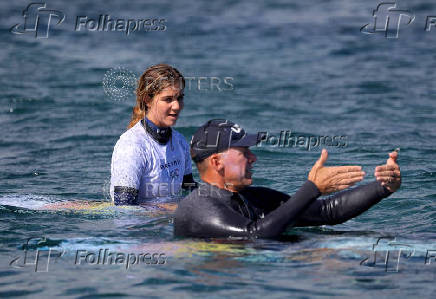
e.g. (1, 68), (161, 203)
(374, 150), (401, 193)
(308, 149), (366, 194)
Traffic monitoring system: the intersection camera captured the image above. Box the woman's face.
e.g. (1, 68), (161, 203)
(146, 84), (184, 127)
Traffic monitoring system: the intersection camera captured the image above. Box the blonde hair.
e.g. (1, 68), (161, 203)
(128, 64), (185, 129)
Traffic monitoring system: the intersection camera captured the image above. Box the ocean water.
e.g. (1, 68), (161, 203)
(1, 0), (435, 297)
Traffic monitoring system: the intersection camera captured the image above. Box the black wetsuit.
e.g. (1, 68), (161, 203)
(174, 180), (392, 238)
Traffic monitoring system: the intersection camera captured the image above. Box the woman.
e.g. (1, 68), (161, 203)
(110, 64), (195, 205)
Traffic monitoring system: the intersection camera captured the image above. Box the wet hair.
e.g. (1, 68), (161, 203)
(128, 64), (185, 129)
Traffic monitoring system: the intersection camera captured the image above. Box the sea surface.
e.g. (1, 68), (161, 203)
(1, 0), (435, 298)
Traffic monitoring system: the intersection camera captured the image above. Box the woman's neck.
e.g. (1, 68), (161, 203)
(143, 117), (172, 145)
(145, 115), (168, 129)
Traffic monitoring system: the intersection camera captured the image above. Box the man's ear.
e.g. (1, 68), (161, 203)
(208, 153), (224, 172)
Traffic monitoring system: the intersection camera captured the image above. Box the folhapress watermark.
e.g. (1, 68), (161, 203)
(75, 249), (166, 269)
(361, 2), (414, 38)
(10, 3), (65, 38)
(361, 1), (436, 38)
(10, 2), (166, 38)
(75, 16), (166, 35)
(188, 120), (347, 152)
(257, 131), (347, 151)
(10, 237), (167, 272)
(360, 237), (436, 272)
(9, 237), (65, 272)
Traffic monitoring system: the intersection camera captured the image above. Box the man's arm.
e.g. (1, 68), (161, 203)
(175, 149), (366, 238)
(174, 180), (321, 239)
(295, 149), (401, 226)
(250, 181), (320, 238)
(294, 181), (392, 226)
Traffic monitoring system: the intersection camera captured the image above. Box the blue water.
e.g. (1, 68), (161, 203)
(1, 0), (435, 297)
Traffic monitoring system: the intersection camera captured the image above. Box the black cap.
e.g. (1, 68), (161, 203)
(190, 119), (259, 163)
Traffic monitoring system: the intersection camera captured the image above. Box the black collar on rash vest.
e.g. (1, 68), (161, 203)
(141, 119), (172, 145)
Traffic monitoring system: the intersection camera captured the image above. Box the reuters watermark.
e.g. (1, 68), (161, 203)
(107, 181), (251, 203)
(256, 131), (347, 151)
(102, 66), (235, 101)
(135, 75), (234, 93)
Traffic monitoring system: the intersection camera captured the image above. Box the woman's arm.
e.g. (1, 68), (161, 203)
(113, 186), (139, 205)
(110, 139), (145, 205)
(181, 173), (197, 190)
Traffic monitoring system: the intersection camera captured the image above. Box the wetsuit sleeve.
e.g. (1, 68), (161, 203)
(294, 181), (393, 226)
(113, 186), (139, 205)
(251, 181), (320, 238)
(182, 173), (198, 191)
(175, 181), (321, 239)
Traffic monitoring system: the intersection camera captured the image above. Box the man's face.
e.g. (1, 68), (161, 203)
(220, 147), (257, 191)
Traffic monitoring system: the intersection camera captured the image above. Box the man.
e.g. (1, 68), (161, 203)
(174, 119), (401, 238)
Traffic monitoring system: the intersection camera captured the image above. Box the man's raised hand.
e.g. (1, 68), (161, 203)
(374, 150), (401, 193)
(308, 149), (366, 194)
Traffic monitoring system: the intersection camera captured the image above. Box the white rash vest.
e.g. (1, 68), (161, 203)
(110, 121), (192, 203)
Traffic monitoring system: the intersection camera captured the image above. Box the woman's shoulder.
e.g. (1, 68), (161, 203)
(114, 122), (147, 152)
